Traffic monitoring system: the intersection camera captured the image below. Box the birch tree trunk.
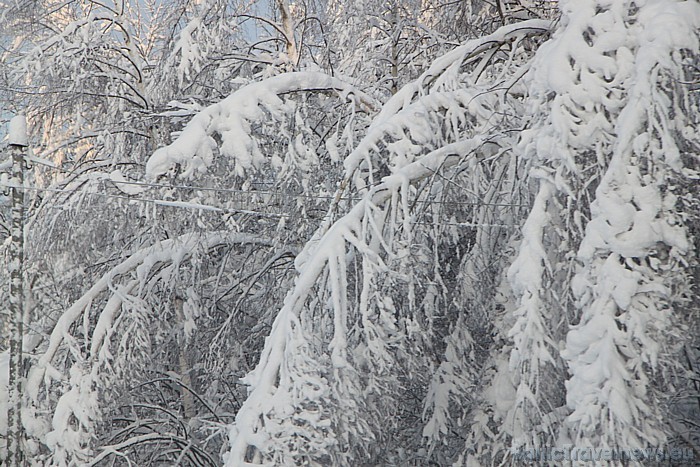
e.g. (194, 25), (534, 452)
(276, 0), (299, 66)
(7, 117), (27, 466)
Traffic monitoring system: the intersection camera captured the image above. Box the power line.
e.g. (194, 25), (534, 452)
(111, 178), (529, 207)
(4, 159), (531, 208)
(107, 178), (528, 207)
(413, 221), (518, 229)
(1, 183), (524, 229)
(1, 184), (287, 219)
(2, 163), (530, 225)
(31, 175), (532, 208)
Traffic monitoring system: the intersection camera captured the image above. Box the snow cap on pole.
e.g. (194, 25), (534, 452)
(9, 115), (28, 147)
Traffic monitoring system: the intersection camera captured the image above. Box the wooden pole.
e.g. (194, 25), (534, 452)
(7, 115), (28, 466)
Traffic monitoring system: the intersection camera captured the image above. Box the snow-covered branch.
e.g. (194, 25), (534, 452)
(226, 135), (487, 465)
(145, 72), (378, 180)
(22, 231), (271, 464)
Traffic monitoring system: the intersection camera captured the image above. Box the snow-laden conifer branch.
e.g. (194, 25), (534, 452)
(481, 1), (636, 452)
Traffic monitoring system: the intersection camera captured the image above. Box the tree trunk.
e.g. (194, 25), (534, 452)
(7, 135), (26, 466)
(174, 297), (196, 421)
(276, 0), (299, 67)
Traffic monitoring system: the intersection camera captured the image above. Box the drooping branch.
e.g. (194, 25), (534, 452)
(145, 71), (378, 180)
(225, 136), (488, 465)
(26, 231), (271, 399)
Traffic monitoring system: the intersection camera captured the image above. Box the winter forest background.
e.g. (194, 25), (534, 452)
(0, 0), (699, 465)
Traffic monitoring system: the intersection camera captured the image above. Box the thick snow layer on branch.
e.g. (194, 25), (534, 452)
(45, 365), (98, 464)
(342, 18), (552, 175)
(495, 0), (700, 451)
(145, 72), (377, 180)
(556, 0), (700, 449)
(108, 170), (147, 195)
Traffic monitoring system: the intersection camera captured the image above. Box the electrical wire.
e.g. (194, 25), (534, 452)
(0, 184), (287, 219)
(2, 156), (531, 208)
(1, 159), (529, 226)
(1, 183), (523, 229)
(413, 221), (518, 229)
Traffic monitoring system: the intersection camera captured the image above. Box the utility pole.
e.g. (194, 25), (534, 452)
(7, 115), (28, 466)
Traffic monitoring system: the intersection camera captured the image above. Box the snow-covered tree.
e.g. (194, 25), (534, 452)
(560, 0), (700, 450)
(219, 18), (551, 465)
(1, 0), (699, 465)
(481, 0), (700, 463)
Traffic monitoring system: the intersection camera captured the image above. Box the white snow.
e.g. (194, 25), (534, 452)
(108, 170), (147, 195)
(8, 115), (28, 146)
(145, 72), (377, 181)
